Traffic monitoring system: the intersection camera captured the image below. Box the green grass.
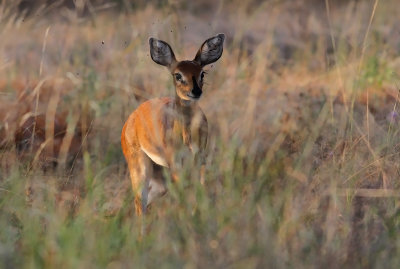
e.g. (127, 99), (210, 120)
(1, 0), (400, 268)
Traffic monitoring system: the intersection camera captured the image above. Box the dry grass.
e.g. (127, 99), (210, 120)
(1, 0), (400, 268)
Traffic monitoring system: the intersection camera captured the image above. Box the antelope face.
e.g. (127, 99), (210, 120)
(172, 61), (204, 101)
(149, 34), (225, 102)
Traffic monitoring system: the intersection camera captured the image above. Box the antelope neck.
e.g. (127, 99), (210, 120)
(175, 94), (196, 120)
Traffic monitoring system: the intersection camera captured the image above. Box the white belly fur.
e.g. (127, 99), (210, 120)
(141, 146), (168, 167)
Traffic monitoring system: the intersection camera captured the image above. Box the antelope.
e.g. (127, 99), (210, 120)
(121, 33), (225, 215)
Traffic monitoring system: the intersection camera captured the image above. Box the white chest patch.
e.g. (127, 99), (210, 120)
(141, 146), (169, 167)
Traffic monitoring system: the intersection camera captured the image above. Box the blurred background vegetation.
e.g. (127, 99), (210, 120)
(1, 0), (400, 268)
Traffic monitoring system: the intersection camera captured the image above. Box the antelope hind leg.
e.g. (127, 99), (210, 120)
(127, 150), (153, 216)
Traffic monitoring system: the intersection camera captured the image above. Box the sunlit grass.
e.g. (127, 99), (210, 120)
(1, 0), (400, 268)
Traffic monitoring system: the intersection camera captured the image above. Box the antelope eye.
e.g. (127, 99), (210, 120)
(174, 73), (182, 81)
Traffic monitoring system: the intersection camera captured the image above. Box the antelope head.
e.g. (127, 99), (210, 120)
(149, 33), (225, 102)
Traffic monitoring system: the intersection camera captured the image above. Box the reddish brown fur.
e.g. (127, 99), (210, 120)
(173, 61), (204, 101)
(122, 34), (224, 215)
(121, 96), (207, 215)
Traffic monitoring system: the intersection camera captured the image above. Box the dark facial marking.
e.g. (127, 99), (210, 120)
(191, 76), (202, 97)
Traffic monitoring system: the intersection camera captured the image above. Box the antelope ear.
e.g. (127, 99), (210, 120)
(149, 38), (177, 67)
(194, 33), (225, 66)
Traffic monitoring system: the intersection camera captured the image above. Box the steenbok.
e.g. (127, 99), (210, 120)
(121, 34), (225, 215)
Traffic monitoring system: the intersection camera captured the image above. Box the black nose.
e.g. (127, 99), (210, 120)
(192, 76), (202, 97)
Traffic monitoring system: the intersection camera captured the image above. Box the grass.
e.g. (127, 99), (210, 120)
(1, 0), (400, 268)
